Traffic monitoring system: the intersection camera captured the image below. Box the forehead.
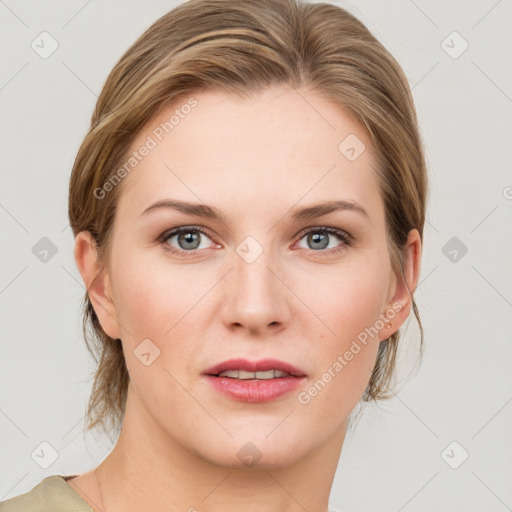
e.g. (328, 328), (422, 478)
(116, 85), (382, 222)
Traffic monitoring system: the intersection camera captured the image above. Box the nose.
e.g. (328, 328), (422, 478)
(221, 245), (291, 335)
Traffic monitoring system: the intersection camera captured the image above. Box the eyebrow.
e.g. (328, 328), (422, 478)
(140, 198), (369, 222)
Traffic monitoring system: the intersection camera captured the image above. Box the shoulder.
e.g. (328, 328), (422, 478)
(0, 475), (93, 512)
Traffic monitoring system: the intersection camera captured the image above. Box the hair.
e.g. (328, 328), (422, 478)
(68, 0), (428, 442)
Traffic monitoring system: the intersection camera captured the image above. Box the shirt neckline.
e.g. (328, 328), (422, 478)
(45, 475), (95, 511)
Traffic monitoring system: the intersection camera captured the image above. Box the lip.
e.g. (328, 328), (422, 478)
(202, 358), (307, 378)
(202, 358), (307, 403)
(204, 375), (306, 403)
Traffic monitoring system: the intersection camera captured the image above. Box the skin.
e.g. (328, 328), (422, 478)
(71, 84), (421, 512)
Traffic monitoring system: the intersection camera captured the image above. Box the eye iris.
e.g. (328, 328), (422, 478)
(178, 231), (201, 250)
(308, 231), (329, 250)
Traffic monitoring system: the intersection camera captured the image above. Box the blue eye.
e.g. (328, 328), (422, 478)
(160, 226), (214, 256)
(159, 225), (353, 257)
(296, 227), (353, 253)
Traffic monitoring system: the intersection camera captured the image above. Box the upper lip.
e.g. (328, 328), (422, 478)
(203, 358), (307, 377)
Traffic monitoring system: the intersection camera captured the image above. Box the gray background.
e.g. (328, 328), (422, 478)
(1, 0), (511, 510)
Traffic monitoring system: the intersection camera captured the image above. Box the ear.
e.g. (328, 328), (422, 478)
(378, 229), (422, 341)
(74, 231), (122, 340)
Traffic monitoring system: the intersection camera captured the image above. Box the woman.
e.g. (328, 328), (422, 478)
(0, 0), (427, 510)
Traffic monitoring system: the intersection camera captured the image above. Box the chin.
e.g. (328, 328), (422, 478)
(193, 429), (312, 470)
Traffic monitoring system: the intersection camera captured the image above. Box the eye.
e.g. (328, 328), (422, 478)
(159, 226), (217, 257)
(159, 225), (353, 257)
(294, 227), (353, 254)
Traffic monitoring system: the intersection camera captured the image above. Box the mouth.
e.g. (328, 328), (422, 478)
(202, 358), (307, 403)
(212, 369), (293, 380)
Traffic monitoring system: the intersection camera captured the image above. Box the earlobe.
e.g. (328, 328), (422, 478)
(73, 231), (121, 340)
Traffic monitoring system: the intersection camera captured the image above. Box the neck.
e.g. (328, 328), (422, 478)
(96, 385), (345, 512)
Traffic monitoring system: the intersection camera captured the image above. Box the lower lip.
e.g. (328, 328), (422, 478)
(204, 375), (306, 403)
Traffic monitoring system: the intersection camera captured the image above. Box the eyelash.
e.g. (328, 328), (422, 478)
(158, 225), (354, 258)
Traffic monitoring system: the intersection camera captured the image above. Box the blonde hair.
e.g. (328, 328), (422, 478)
(68, 0), (428, 441)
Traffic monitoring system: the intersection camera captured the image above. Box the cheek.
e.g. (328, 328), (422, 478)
(110, 251), (210, 360)
(292, 257), (388, 412)
(298, 256), (390, 342)
(110, 255), (197, 406)
(112, 251), (180, 326)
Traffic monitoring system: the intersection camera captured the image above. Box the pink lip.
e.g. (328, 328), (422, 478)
(202, 358), (307, 403)
(204, 375), (306, 403)
(202, 358), (307, 377)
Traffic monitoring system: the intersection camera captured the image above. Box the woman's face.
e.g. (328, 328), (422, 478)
(79, 84), (417, 468)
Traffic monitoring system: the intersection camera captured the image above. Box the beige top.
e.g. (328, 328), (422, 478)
(0, 475), (92, 512)
(1, 475), (337, 511)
